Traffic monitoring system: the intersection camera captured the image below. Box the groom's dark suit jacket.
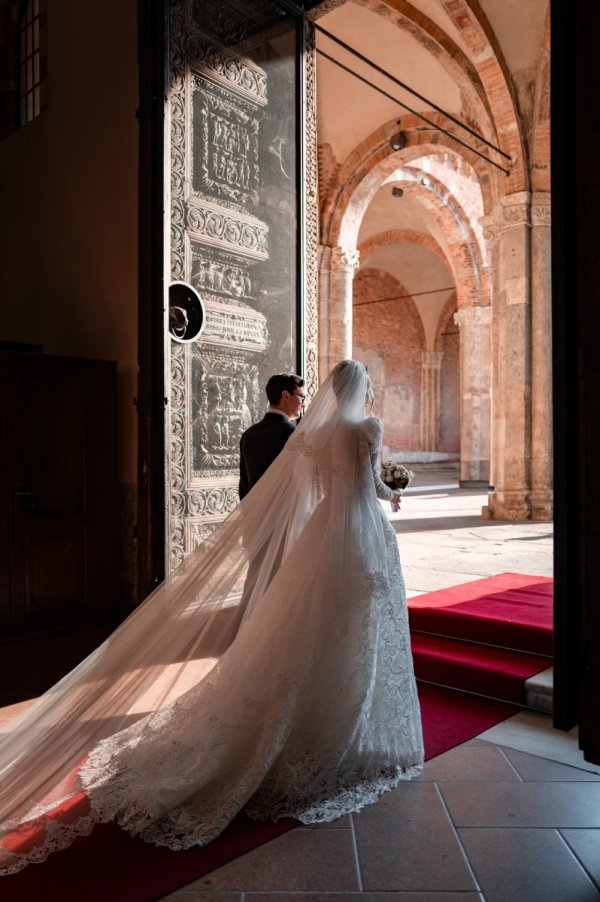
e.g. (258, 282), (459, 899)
(239, 412), (295, 499)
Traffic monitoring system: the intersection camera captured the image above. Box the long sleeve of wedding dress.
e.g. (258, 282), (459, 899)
(0, 360), (423, 874)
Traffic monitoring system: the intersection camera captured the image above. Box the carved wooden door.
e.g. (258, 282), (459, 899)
(163, 1), (318, 570)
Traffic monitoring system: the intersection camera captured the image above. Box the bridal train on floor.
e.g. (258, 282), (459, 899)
(0, 359), (423, 875)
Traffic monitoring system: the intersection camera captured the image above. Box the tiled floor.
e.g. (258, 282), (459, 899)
(3, 469), (598, 901)
(157, 476), (598, 902)
(160, 738), (600, 902)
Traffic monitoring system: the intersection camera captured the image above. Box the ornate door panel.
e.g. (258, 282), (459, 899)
(166, 1), (317, 569)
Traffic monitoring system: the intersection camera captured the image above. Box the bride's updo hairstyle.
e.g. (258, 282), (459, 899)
(332, 359), (372, 421)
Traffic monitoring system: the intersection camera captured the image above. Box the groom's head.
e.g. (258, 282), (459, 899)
(266, 373), (306, 420)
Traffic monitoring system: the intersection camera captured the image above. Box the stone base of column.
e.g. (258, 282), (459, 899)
(482, 490), (531, 521)
(530, 491), (554, 521)
(460, 480), (491, 489)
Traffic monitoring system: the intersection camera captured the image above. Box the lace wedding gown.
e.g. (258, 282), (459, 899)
(0, 360), (423, 872)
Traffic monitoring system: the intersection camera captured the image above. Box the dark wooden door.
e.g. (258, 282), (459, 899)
(552, 0), (600, 763)
(0, 353), (118, 635)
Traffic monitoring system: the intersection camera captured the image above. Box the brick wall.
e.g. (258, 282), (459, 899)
(353, 268), (424, 451)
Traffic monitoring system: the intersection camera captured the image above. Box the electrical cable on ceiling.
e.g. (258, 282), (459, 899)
(354, 286), (455, 307)
(314, 22), (511, 164)
(317, 48), (510, 176)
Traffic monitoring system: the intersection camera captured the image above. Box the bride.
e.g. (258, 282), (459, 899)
(0, 358), (423, 874)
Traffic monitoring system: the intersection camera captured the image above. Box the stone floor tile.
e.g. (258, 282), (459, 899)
(458, 827), (600, 902)
(502, 746), (600, 782)
(245, 893), (483, 901)
(477, 710), (600, 775)
(184, 828), (359, 892)
(416, 744), (521, 783)
(440, 781), (600, 827)
(352, 782), (477, 892)
(561, 829), (600, 888)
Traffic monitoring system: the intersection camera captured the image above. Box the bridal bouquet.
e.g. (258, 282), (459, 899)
(381, 460), (414, 511)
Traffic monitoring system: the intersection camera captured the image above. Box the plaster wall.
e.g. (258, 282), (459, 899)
(0, 0), (138, 484)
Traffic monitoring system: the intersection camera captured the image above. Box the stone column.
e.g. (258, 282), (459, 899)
(530, 193), (553, 520)
(482, 192), (532, 520)
(454, 306), (492, 487)
(319, 245), (359, 377)
(420, 350), (443, 449)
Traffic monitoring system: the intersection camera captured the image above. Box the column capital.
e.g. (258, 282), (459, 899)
(480, 192), (532, 241)
(421, 349), (443, 369)
(454, 305), (492, 329)
(531, 191), (551, 227)
(330, 245), (360, 274)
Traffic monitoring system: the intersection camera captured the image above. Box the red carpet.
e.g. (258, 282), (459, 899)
(418, 682), (516, 759)
(0, 685), (516, 902)
(3, 572), (548, 901)
(408, 572), (553, 704)
(408, 572), (553, 655)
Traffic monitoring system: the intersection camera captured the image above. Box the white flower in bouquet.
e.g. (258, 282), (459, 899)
(381, 459), (414, 491)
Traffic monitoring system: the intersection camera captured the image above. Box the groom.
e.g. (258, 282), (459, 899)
(239, 373), (306, 499)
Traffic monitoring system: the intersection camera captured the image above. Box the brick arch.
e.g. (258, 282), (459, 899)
(391, 167), (489, 310)
(321, 112), (501, 251)
(312, 0), (527, 199)
(309, 0), (526, 185)
(327, 151), (490, 311)
(359, 229), (449, 268)
(431, 0), (529, 194)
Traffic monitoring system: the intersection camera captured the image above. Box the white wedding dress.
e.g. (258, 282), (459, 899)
(0, 359), (423, 873)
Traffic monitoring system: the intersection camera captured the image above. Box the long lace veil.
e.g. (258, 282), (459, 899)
(0, 359), (374, 874)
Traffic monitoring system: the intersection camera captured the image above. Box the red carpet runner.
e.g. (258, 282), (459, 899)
(408, 572), (553, 705)
(1, 572), (552, 902)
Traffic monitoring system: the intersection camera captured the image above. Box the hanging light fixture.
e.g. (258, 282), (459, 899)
(389, 131), (407, 151)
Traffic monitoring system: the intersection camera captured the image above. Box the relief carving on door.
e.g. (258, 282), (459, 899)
(167, 1), (317, 569)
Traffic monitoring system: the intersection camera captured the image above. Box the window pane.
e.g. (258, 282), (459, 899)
(20, 97), (26, 124)
(27, 57), (33, 89)
(34, 17), (39, 48)
(33, 51), (40, 85)
(27, 25), (32, 58)
(34, 86), (40, 116)
(33, 0), (39, 17)
(27, 92), (33, 122)
(20, 62), (26, 97)
(27, 0), (32, 22)
(20, 28), (26, 57)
